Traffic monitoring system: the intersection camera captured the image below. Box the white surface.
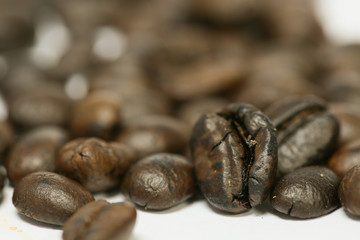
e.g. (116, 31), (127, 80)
(2, 1), (360, 240)
(1, 181), (359, 240)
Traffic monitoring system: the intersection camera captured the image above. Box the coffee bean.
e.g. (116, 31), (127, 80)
(271, 166), (339, 218)
(338, 165), (360, 217)
(70, 91), (121, 140)
(121, 153), (195, 210)
(0, 120), (14, 157)
(328, 139), (360, 179)
(56, 137), (135, 192)
(0, 16), (34, 52)
(0, 170), (5, 200)
(117, 115), (190, 159)
(190, 103), (277, 213)
(329, 102), (360, 146)
(63, 200), (136, 240)
(12, 172), (94, 226)
(6, 126), (68, 185)
(9, 91), (71, 128)
(266, 97), (339, 176)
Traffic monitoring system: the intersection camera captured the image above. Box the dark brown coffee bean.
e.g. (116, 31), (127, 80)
(0, 170), (5, 200)
(235, 69), (316, 110)
(70, 91), (121, 140)
(12, 172), (94, 226)
(57, 137), (135, 192)
(0, 16), (34, 52)
(328, 139), (360, 179)
(63, 200), (136, 240)
(271, 166), (339, 218)
(9, 91), (71, 128)
(0, 120), (14, 156)
(117, 115), (190, 159)
(190, 103), (277, 213)
(176, 97), (229, 126)
(339, 165), (360, 217)
(266, 97), (339, 176)
(121, 153), (195, 210)
(329, 102), (360, 146)
(6, 126), (68, 185)
(158, 56), (246, 101)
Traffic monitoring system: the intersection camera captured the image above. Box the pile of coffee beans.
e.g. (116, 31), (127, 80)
(1, 0), (360, 239)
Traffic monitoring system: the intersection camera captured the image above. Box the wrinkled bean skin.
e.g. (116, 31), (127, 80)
(266, 97), (339, 176)
(190, 103), (277, 213)
(63, 200), (137, 240)
(6, 126), (68, 185)
(57, 138), (136, 192)
(327, 139), (360, 179)
(271, 166), (339, 219)
(338, 165), (360, 217)
(121, 153), (195, 210)
(12, 172), (94, 226)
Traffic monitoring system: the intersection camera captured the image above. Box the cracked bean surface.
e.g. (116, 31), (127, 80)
(190, 103), (277, 213)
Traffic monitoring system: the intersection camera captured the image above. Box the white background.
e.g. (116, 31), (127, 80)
(1, 1), (360, 239)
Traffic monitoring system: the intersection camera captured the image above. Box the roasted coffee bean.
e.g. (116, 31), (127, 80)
(338, 165), (360, 217)
(6, 126), (68, 185)
(63, 200), (136, 240)
(157, 56), (246, 101)
(117, 115), (190, 159)
(13, 172), (94, 226)
(329, 102), (360, 146)
(0, 170), (5, 200)
(190, 103), (277, 213)
(57, 138), (135, 192)
(266, 97), (339, 176)
(70, 91), (121, 140)
(271, 166), (339, 218)
(235, 68), (316, 110)
(328, 139), (360, 179)
(0, 120), (14, 157)
(0, 16), (34, 52)
(121, 153), (195, 210)
(177, 97), (229, 126)
(9, 92), (71, 128)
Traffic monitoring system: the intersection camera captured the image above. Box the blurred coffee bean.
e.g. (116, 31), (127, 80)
(9, 92), (71, 129)
(0, 170), (5, 200)
(271, 166), (339, 219)
(266, 97), (339, 176)
(158, 57), (246, 101)
(235, 68), (317, 110)
(191, 103), (277, 213)
(70, 91), (121, 140)
(176, 97), (229, 126)
(117, 115), (190, 159)
(13, 172), (94, 226)
(57, 137), (135, 192)
(338, 165), (360, 217)
(122, 153), (195, 210)
(328, 139), (360, 179)
(322, 70), (360, 105)
(121, 89), (171, 125)
(329, 102), (360, 146)
(6, 126), (68, 185)
(0, 16), (34, 52)
(63, 200), (136, 240)
(0, 120), (14, 157)
(263, 0), (325, 45)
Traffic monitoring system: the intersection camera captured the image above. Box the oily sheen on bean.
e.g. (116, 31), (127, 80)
(12, 172), (94, 226)
(191, 103), (278, 213)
